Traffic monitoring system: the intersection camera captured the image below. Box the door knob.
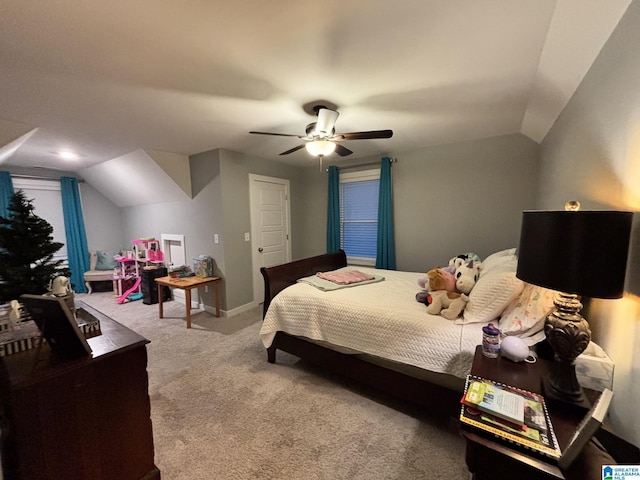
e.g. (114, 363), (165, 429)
(258, 247), (264, 252)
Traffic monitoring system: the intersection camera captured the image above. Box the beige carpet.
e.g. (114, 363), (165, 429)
(77, 292), (470, 480)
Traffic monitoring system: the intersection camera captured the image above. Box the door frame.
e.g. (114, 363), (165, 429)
(249, 174), (292, 305)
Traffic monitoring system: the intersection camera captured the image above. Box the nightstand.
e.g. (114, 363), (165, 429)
(462, 346), (599, 480)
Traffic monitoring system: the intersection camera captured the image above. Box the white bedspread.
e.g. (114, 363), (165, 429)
(260, 267), (489, 378)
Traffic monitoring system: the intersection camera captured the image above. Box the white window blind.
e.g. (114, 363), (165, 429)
(12, 178), (68, 264)
(339, 169), (379, 265)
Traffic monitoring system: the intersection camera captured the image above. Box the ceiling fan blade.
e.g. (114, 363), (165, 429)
(334, 144), (353, 157)
(250, 131), (305, 138)
(335, 130), (393, 140)
(315, 108), (339, 136)
(279, 144), (306, 155)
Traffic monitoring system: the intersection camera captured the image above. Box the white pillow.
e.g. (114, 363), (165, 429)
(457, 260), (524, 324)
(481, 248), (517, 274)
(499, 283), (556, 346)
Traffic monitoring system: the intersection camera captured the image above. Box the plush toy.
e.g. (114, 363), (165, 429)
(416, 267), (469, 319)
(448, 252), (481, 268)
(49, 275), (73, 296)
(419, 268), (456, 292)
(8, 299), (22, 328)
(415, 253), (482, 318)
(453, 259), (482, 294)
(426, 290), (469, 320)
(416, 267), (457, 304)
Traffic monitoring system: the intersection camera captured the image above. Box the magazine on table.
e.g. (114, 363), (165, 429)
(460, 375), (613, 469)
(460, 375), (561, 460)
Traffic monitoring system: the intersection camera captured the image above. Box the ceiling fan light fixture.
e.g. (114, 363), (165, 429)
(305, 140), (336, 157)
(249, 103), (392, 157)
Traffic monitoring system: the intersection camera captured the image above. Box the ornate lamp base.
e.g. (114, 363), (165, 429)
(543, 292), (592, 409)
(542, 361), (591, 410)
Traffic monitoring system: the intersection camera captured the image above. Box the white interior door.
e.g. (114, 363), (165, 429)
(160, 233), (198, 307)
(250, 175), (291, 305)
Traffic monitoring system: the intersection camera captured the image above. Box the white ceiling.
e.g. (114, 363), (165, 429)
(0, 0), (632, 172)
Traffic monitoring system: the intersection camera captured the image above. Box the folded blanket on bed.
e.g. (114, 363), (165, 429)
(297, 271), (384, 291)
(316, 270), (375, 284)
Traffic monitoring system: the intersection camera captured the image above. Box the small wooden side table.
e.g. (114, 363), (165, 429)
(462, 346), (599, 480)
(154, 275), (221, 328)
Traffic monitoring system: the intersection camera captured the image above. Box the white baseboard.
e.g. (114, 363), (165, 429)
(170, 295), (199, 309)
(201, 300), (258, 318)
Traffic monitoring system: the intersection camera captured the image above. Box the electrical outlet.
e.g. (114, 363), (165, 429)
(244, 232), (250, 241)
(214, 234), (219, 244)
(204, 286), (209, 293)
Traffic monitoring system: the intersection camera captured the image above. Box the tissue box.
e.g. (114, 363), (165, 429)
(193, 255), (214, 278)
(575, 345), (615, 392)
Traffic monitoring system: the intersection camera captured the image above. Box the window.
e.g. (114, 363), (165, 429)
(12, 178), (68, 265)
(339, 169), (379, 266)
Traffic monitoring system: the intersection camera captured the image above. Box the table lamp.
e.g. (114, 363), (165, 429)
(516, 202), (632, 408)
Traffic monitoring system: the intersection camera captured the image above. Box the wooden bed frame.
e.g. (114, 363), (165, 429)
(260, 250), (461, 417)
(260, 251), (640, 460)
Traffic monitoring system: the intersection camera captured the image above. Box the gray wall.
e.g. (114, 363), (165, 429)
(294, 164), (331, 259)
(392, 134), (538, 271)
(80, 182), (124, 252)
(217, 149), (306, 310)
(537, 0), (640, 447)
(7, 136), (539, 311)
(119, 149), (225, 308)
(119, 148), (306, 313)
(296, 133), (540, 272)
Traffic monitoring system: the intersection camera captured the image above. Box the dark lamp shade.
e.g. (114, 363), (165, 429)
(516, 211), (633, 299)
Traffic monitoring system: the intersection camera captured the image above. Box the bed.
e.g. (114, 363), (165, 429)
(259, 249), (549, 416)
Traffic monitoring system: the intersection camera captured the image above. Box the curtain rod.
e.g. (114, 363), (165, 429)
(11, 174), (84, 183)
(325, 157), (397, 172)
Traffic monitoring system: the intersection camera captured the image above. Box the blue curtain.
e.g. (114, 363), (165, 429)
(376, 157), (396, 269)
(0, 171), (14, 219)
(61, 177), (90, 293)
(326, 165), (341, 252)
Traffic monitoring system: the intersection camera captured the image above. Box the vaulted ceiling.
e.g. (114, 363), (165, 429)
(0, 0), (632, 172)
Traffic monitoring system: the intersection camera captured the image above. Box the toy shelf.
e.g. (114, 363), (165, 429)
(113, 239), (165, 301)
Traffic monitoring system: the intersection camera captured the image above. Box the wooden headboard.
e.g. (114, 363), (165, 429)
(260, 250), (347, 318)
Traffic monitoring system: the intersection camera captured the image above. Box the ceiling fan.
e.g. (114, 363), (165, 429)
(249, 105), (393, 157)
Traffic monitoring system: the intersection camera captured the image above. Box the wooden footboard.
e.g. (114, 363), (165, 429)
(259, 249), (462, 417)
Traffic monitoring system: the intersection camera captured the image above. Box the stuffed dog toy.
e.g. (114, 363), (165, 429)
(416, 268), (469, 319)
(426, 290), (469, 320)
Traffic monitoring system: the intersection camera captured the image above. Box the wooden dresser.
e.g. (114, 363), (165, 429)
(0, 302), (160, 480)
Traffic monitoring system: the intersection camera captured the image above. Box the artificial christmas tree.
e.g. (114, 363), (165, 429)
(0, 191), (70, 302)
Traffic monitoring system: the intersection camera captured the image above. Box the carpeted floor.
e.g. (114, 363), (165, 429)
(77, 292), (470, 480)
